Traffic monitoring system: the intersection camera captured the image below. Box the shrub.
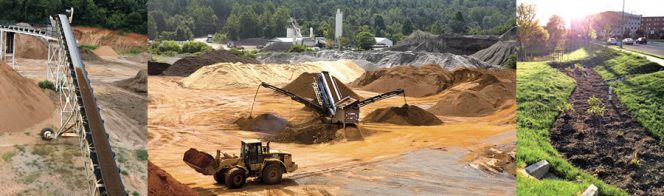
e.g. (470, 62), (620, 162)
(229, 48), (257, 59)
(158, 40), (181, 53)
(212, 32), (228, 43)
(288, 44), (313, 53)
(181, 41), (213, 54)
(79, 44), (98, 51)
(38, 80), (55, 91)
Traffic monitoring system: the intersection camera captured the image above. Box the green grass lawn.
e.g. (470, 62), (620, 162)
(594, 51), (664, 144)
(607, 45), (664, 59)
(517, 61), (627, 196)
(561, 48), (590, 62)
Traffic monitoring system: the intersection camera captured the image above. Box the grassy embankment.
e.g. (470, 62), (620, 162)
(516, 49), (628, 195)
(593, 49), (664, 144)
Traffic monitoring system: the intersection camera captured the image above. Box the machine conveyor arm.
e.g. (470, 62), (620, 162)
(258, 82), (326, 114)
(353, 88), (406, 108)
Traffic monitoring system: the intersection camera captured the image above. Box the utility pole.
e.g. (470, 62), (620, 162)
(620, 0), (625, 48)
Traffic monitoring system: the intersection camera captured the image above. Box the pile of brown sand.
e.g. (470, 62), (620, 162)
(15, 34), (47, 59)
(163, 49), (260, 76)
(183, 148), (216, 172)
(269, 119), (344, 144)
(0, 61), (55, 132)
(73, 26), (147, 53)
(283, 72), (362, 100)
(80, 49), (103, 61)
(148, 160), (198, 196)
(363, 104), (442, 125)
(148, 61), (171, 75)
(114, 70), (147, 93)
(351, 64), (507, 97)
(428, 91), (499, 117)
(234, 113), (288, 134)
(93, 46), (119, 57)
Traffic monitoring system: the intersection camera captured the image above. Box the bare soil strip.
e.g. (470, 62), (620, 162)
(549, 65), (664, 195)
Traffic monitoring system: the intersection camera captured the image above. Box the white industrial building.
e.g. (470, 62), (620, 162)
(374, 37), (393, 49)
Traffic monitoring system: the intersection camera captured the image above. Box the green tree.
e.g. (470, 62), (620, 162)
(175, 25), (193, 41)
(545, 15), (566, 47)
(373, 15), (386, 37)
(430, 21), (445, 34)
(355, 31), (376, 50)
(450, 11), (467, 34)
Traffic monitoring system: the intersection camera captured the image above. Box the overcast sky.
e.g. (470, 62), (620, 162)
(518, 0), (664, 26)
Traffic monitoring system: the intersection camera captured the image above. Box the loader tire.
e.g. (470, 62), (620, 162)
(261, 163), (283, 185)
(40, 128), (54, 140)
(213, 170), (225, 184)
(224, 168), (246, 189)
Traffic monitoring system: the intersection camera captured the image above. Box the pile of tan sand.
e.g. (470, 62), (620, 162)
(114, 70), (147, 93)
(182, 60), (364, 90)
(93, 46), (119, 58)
(148, 160), (198, 196)
(427, 77), (515, 117)
(282, 72), (362, 100)
(0, 61), (55, 132)
(234, 113), (288, 134)
(80, 49), (103, 61)
(350, 64), (508, 97)
(363, 104), (442, 125)
(15, 34), (47, 59)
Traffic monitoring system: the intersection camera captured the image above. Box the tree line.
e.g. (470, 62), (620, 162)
(0, 0), (147, 34)
(148, 0), (515, 43)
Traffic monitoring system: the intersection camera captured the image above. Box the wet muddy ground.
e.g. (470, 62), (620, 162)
(549, 65), (664, 195)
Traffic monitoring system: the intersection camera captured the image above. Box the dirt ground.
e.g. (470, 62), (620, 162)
(0, 54), (147, 195)
(148, 66), (516, 195)
(549, 66), (664, 195)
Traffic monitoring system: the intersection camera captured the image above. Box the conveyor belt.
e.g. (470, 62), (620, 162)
(55, 14), (126, 196)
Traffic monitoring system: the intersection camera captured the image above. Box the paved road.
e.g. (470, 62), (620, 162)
(592, 42), (664, 66)
(622, 41), (664, 57)
(193, 36), (227, 50)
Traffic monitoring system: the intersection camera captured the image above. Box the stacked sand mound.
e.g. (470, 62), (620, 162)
(182, 60), (364, 90)
(269, 120), (343, 144)
(93, 46), (119, 58)
(148, 61), (171, 75)
(390, 30), (498, 55)
(235, 113), (288, 134)
(163, 50), (260, 76)
(363, 104), (442, 125)
(283, 72), (362, 100)
(148, 161), (198, 196)
(261, 42), (293, 52)
(0, 61), (55, 132)
(471, 41), (517, 66)
(351, 64), (507, 97)
(183, 148), (216, 171)
(428, 78), (515, 117)
(114, 70), (147, 93)
(182, 63), (320, 89)
(80, 49), (103, 61)
(15, 34), (47, 59)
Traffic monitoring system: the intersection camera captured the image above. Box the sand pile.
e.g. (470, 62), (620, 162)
(269, 119), (343, 144)
(283, 72), (362, 100)
(235, 113), (288, 134)
(80, 49), (103, 61)
(148, 61), (171, 75)
(390, 30), (498, 55)
(261, 42), (293, 52)
(471, 40), (517, 66)
(427, 78), (515, 117)
(0, 61), (55, 132)
(15, 34), (47, 59)
(148, 161), (198, 196)
(93, 46), (119, 57)
(182, 63), (320, 89)
(181, 60), (364, 90)
(163, 49), (260, 76)
(114, 70), (147, 93)
(351, 64), (508, 97)
(363, 104), (442, 125)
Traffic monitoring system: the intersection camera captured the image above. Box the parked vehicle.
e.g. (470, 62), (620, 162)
(606, 38), (618, 45)
(636, 37), (648, 44)
(622, 38), (634, 45)
(206, 34), (213, 43)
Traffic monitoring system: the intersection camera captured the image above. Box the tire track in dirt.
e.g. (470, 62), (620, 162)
(549, 65), (664, 195)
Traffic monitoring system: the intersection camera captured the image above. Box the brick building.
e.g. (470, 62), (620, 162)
(640, 16), (664, 38)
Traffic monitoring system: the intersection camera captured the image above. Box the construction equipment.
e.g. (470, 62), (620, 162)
(183, 139), (298, 189)
(253, 71), (406, 125)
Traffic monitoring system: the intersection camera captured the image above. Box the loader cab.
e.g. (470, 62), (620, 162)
(241, 140), (267, 165)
